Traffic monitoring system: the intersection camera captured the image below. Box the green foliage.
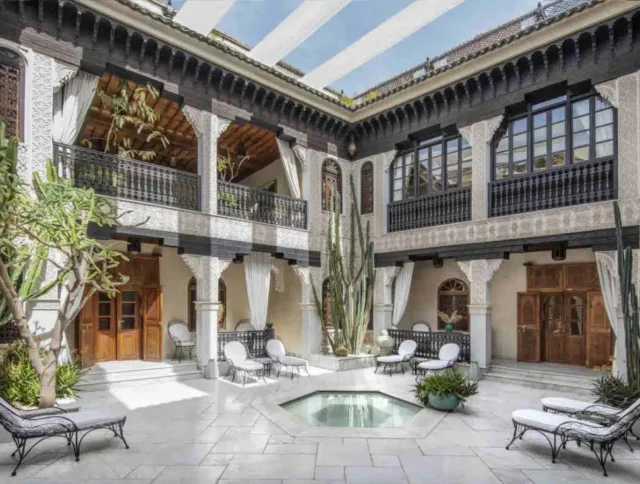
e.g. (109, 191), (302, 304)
(311, 175), (376, 355)
(593, 374), (640, 409)
(217, 148), (250, 182)
(414, 370), (478, 406)
(82, 81), (168, 161)
(364, 91), (378, 102)
(339, 95), (355, 107)
(0, 341), (81, 407)
(334, 347), (348, 357)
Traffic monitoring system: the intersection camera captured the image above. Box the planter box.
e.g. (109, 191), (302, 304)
(310, 353), (376, 371)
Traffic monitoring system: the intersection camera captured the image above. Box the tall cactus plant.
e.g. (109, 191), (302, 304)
(614, 201), (640, 384)
(312, 175), (376, 355)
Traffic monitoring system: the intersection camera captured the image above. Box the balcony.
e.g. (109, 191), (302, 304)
(489, 158), (616, 218)
(218, 181), (307, 230)
(53, 142), (200, 211)
(388, 188), (471, 233)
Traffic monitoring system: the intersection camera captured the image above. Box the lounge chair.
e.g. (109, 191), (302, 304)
(168, 319), (196, 362)
(266, 339), (309, 379)
(411, 321), (431, 332)
(0, 398), (128, 476)
(224, 340), (266, 386)
(415, 343), (460, 376)
(375, 340), (417, 376)
(506, 398), (640, 476)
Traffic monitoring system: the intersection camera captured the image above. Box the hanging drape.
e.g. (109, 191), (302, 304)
(276, 138), (301, 198)
(392, 262), (414, 328)
(596, 252), (619, 337)
(244, 251), (272, 330)
(52, 71), (99, 144)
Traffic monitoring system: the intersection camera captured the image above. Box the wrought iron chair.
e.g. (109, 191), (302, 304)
(411, 321), (431, 332)
(0, 398), (128, 476)
(415, 343), (460, 377)
(168, 319), (196, 362)
(235, 319), (253, 331)
(223, 340), (266, 386)
(266, 339), (309, 379)
(506, 398), (640, 476)
(375, 340), (417, 376)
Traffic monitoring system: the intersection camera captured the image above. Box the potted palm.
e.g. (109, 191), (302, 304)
(437, 310), (462, 333)
(414, 369), (478, 411)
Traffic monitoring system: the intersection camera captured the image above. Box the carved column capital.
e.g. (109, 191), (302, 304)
(181, 105), (204, 137)
(382, 149), (398, 172)
(180, 254), (203, 280)
(292, 144), (307, 166)
(291, 265), (310, 285)
(459, 126), (473, 146)
(53, 60), (78, 93)
(218, 117), (232, 136)
(271, 265), (285, 292)
(595, 81), (618, 108)
(457, 259), (503, 305)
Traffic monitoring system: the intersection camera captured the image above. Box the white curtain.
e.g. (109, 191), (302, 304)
(244, 251), (272, 330)
(596, 252), (626, 377)
(392, 262), (414, 328)
(52, 71), (99, 144)
(276, 138), (301, 199)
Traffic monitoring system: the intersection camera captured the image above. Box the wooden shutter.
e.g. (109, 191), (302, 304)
(527, 265), (563, 292)
(564, 263), (599, 291)
(517, 292), (541, 362)
(586, 292), (612, 368)
(0, 48), (22, 139)
(77, 289), (97, 367)
(142, 287), (163, 361)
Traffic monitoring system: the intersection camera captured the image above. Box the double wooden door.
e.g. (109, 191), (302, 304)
(94, 290), (141, 361)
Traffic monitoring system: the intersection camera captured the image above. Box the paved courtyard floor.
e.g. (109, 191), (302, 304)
(1, 367), (639, 483)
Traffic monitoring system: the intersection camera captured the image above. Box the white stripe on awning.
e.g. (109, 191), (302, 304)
(300, 0), (465, 89)
(249, 0), (352, 67)
(174, 0), (237, 36)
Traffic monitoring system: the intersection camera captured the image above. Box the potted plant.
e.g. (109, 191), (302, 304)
(437, 310), (462, 333)
(414, 369), (478, 411)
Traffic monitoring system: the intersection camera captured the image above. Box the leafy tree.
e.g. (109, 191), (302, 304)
(0, 119), (130, 408)
(217, 148), (250, 182)
(82, 81), (169, 161)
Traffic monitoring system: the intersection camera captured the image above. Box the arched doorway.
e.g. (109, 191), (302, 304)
(437, 279), (469, 331)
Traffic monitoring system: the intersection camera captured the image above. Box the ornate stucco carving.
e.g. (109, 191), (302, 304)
(181, 105), (204, 136)
(457, 259), (503, 305)
(31, 54), (54, 180)
(181, 254), (203, 280)
(53, 60), (78, 93)
(594, 80), (618, 108)
(291, 265), (310, 286)
(384, 266), (402, 287)
(292, 144), (307, 165)
(382, 149), (398, 172)
(458, 126), (472, 146)
(218, 117), (232, 136)
(271, 265), (285, 292)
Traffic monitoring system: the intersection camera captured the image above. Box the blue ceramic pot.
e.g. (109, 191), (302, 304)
(427, 393), (459, 411)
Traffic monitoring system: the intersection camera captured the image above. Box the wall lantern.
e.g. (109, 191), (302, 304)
(552, 247), (566, 261)
(347, 134), (357, 159)
(433, 258), (444, 268)
(127, 238), (141, 254)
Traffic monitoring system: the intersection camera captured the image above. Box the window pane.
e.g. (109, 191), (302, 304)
(534, 156), (546, 170)
(495, 164), (509, 179)
(573, 145), (590, 163)
(496, 152), (508, 165)
(551, 107), (565, 123)
(595, 109), (613, 127)
(447, 167), (459, 188)
(446, 138), (459, 153)
(513, 160), (527, 175)
(551, 122), (565, 137)
(513, 146), (527, 162)
(393, 189), (402, 201)
(393, 179), (402, 191)
(418, 148), (429, 161)
(573, 131), (590, 148)
(596, 125), (614, 143)
(572, 99), (590, 117)
(394, 166), (402, 179)
(552, 152), (565, 167)
(496, 137), (508, 152)
(532, 95), (566, 111)
(431, 170), (442, 191)
(419, 163), (428, 196)
(595, 97), (611, 111)
(596, 141), (614, 158)
(512, 118), (527, 134)
(513, 133), (527, 148)
(572, 115), (590, 132)
(534, 127), (546, 142)
(447, 151), (459, 166)
(462, 147), (472, 162)
(406, 165), (415, 198)
(431, 144), (442, 157)
(461, 163), (472, 187)
(534, 113), (546, 128)
(461, 137), (470, 149)
(432, 155), (442, 170)
(551, 137), (565, 153)
(534, 141), (546, 157)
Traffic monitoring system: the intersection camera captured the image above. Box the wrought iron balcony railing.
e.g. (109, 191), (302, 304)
(388, 188), (471, 233)
(53, 142), (200, 211)
(218, 181), (308, 230)
(489, 158), (616, 218)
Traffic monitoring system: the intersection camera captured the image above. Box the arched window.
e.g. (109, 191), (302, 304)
(391, 135), (471, 202)
(360, 161), (374, 214)
(0, 47), (25, 140)
(188, 277), (226, 331)
(493, 92), (615, 180)
(322, 159), (342, 212)
(437, 279), (469, 332)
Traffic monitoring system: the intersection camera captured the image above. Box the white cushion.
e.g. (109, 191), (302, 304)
(377, 355), (404, 363)
(233, 360), (264, 371)
(280, 356), (307, 366)
(541, 398), (618, 416)
(512, 409), (591, 433)
(418, 360), (451, 371)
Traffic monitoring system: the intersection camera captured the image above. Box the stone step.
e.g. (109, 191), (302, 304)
(77, 361), (202, 392)
(483, 365), (600, 394)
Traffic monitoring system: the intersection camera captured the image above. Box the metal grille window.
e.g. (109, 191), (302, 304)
(437, 279), (469, 332)
(493, 93), (616, 180)
(322, 159), (342, 212)
(391, 135), (470, 202)
(0, 48), (24, 140)
(360, 161), (374, 214)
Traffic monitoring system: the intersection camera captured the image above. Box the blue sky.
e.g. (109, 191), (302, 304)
(173, 0), (541, 95)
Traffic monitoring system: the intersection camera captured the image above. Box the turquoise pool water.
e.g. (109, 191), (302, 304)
(281, 391), (421, 428)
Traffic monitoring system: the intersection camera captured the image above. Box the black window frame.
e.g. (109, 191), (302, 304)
(390, 134), (471, 203)
(492, 92), (617, 181)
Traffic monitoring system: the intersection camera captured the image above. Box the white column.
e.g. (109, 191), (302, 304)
(457, 259), (503, 369)
(373, 266), (400, 334)
(459, 115), (503, 221)
(182, 106), (231, 215)
(293, 265), (323, 358)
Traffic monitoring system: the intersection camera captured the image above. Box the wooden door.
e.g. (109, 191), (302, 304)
(78, 289), (96, 367)
(542, 293), (565, 363)
(566, 293), (587, 365)
(143, 287), (163, 361)
(517, 292), (541, 362)
(586, 292), (613, 368)
(116, 290), (141, 360)
(95, 293), (116, 362)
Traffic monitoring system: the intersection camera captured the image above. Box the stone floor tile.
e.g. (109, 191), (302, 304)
(218, 481), (282, 484)
(367, 438), (422, 456)
(195, 425), (229, 443)
(315, 466), (345, 479)
(345, 466), (408, 484)
(474, 447), (544, 470)
(492, 469), (534, 484)
(269, 435), (295, 444)
(265, 444), (316, 454)
(32, 456), (120, 480)
(200, 453), (235, 466)
(401, 455), (502, 484)
(294, 438), (342, 446)
(211, 434), (270, 454)
(522, 469), (595, 484)
(125, 465), (166, 479)
(153, 465), (225, 483)
(371, 455), (400, 467)
(251, 417), (287, 435)
(222, 454), (316, 480)
(212, 412), (261, 427)
(417, 441), (476, 456)
(316, 441), (371, 467)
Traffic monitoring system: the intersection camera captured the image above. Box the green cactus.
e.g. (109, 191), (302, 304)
(613, 201), (640, 384)
(334, 347), (348, 357)
(312, 175), (376, 355)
